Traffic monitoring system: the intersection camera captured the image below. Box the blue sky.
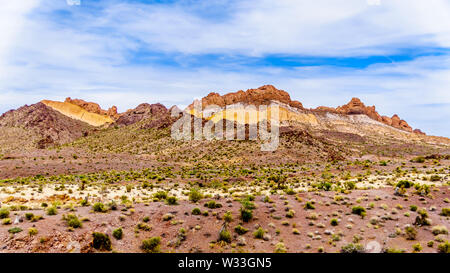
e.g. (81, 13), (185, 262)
(0, 0), (450, 136)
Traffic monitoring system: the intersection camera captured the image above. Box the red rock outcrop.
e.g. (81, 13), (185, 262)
(314, 97), (419, 133)
(189, 85), (304, 110)
(65, 97), (119, 120)
(115, 103), (176, 129)
(333, 98), (413, 132)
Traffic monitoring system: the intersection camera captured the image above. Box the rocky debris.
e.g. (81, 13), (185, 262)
(65, 97), (119, 120)
(237, 236), (247, 246)
(0, 102), (92, 148)
(188, 85), (304, 110)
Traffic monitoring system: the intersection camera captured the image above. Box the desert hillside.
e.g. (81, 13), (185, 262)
(0, 86), (448, 254)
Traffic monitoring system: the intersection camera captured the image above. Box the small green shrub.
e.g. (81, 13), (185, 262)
(25, 213), (34, 220)
(254, 227), (265, 239)
(28, 227), (38, 236)
(440, 208), (450, 217)
(153, 191), (167, 200)
(341, 243), (365, 253)
(46, 207), (58, 215)
(8, 227), (23, 234)
(141, 236), (161, 253)
(204, 200), (222, 209)
(438, 241), (450, 253)
(93, 203), (107, 213)
(219, 229), (231, 243)
(405, 226), (417, 240)
(92, 232), (112, 251)
(304, 202), (315, 210)
(166, 196), (178, 205)
(330, 218), (339, 226)
(223, 211), (233, 223)
(396, 180), (413, 189)
(234, 225), (249, 235)
(188, 188), (203, 203)
(352, 206), (366, 218)
(64, 214), (82, 228)
(113, 228), (123, 240)
(0, 208), (10, 219)
(240, 208), (253, 222)
(191, 208), (201, 215)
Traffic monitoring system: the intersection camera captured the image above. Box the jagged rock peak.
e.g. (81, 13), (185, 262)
(317, 97), (416, 133)
(189, 85), (304, 110)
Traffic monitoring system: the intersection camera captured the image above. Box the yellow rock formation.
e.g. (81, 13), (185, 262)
(41, 100), (114, 127)
(189, 104), (318, 125)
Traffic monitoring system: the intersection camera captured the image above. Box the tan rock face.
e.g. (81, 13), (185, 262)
(65, 97), (119, 120)
(189, 85), (304, 110)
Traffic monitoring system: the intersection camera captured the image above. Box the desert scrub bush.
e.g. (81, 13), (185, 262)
(46, 206), (58, 215)
(223, 211), (233, 223)
(93, 202), (108, 213)
(275, 242), (287, 253)
(28, 228), (38, 236)
(414, 209), (431, 226)
(351, 206), (366, 218)
(8, 227), (22, 234)
(219, 229), (231, 243)
(411, 156), (425, 163)
(188, 187), (203, 203)
(412, 243), (422, 252)
(330, 218), (339, 226)
(166, 196), (178, 205)
(92, 232), (112, 251)
(437, 241), (450, 253)
(191, 208), (201, 215)
(440, 207), (450, 217)
(0, 208), (10, 219)
(410, 205), (418, 212)
(162, 213), (174, 221)
(63, 214), (82, 228)
(234, 225), (248, 235)
(286, 209), (295, 218)
(341, 243), (365, 253)
(2, 218), (11, 225)
(405, 226), (417, 240)
(113, 228), (123, 240)
(383, 247), (406, 253)
(25, 213), (34, 220)
(396, 180), (413, 189)
(141, 236), (161, 253)
(153, 191), (167, 200)
(429, 175), (441, 182)
(137, 222), (152, 231)
(254, 227), (265, 239)
(240, 208), (253, 222)
(304, 201), (315, 210)
(432, 225), (448, 235)
(204, 200), (222, 209)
